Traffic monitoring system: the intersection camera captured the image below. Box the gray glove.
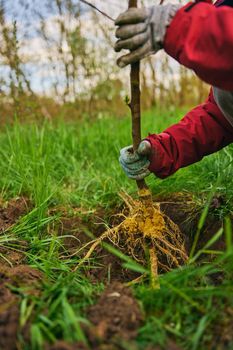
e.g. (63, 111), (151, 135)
(114, 4), (181, 68)
(119, 140), (152, 180)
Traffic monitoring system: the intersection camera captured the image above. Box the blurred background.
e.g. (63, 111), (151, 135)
(0, 0), (209, 123)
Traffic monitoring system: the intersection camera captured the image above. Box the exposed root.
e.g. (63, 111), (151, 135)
(149, 243), (159, 289)
(127, 274), (146, 286)
(74, 192), (188, 279)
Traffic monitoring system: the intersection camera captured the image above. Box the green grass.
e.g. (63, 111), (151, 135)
(1, 108), (233, 210)
(136, 253), (233, 350)
(0, 109), (233, 350)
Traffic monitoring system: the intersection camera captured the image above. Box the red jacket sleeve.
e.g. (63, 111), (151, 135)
(164, 1), (233, 91)
(146, 90), (233, 178)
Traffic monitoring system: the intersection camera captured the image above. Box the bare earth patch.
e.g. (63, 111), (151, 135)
(0, 197), (30, 233)
(0, 197), (30, 266)
(0, 195), (232, 350)
(87, 282), (143, 343)
(0, 265), (43, 350)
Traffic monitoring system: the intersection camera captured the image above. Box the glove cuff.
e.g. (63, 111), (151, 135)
(150, 4), (181, 50)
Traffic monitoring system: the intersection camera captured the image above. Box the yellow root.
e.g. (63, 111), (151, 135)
(73, 232), (109, 271)
(127, 274), (146, 286)
(74, 194), (188, 279)
(149, 243), (160, 289)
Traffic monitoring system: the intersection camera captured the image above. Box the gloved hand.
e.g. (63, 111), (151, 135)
(119, 140), (152, 180)
(114, 3), (181, 68)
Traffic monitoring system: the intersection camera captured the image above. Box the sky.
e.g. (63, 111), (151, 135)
(0, 0), (181, 99)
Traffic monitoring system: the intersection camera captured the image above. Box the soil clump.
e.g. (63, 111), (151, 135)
(87, 282), (143, 344)
(0, 197), (30, 232)
(210, 306), (233, 349)
(47, 279), (182, 350)
(0, 265), (43, 350)
(0, 197), (30, 266)
(146, 342), (183, 350)
(47, 341), (88, 350)
(47, 283), (144, 350)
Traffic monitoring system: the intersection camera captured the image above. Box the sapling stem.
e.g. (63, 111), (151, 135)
(128, 0), (150, 195)
(128, 0), (159, 288)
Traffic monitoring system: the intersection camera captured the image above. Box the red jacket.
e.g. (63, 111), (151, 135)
(146, 0), (233, 178)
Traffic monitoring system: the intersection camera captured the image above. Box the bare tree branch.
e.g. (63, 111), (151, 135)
(79, 0), (115, 22)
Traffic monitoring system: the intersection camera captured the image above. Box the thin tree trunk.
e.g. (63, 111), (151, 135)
(128, 0), (148, 191)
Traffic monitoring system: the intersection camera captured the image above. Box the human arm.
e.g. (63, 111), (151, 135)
(120, 90), (233, 179)
(145, 90), (233, 178)
(115, 1), (233, 90)
(164, 1), (233, 90)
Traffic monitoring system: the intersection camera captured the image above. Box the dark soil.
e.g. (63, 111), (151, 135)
(58, 207), (140, 283)
(48, 341), (182, 350)
(58, 214), (91, 251)
(0, 197), (30, 266)
(1, 194), (231, 350)
(86, 246), (141, 283)
(146, 342), (183, 350)
(58, 206), (123, 252)
(0, 265), (43, 350)
(159, 193), (229, 254)
(210, 306), (233, 349)
(47, 282), (182, 350)
(0, 264), (43, 288)
(0, 240), (29, 267)
(47, 341), (88, 350)
(0, 197), (30, 232)
(87, 282), (143, 343)
(48, 282), (144, 350)
(0, 300), (21, 350)
(58, 193), (230, 284)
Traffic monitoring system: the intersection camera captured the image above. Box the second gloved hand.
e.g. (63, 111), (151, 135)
(114, 3), (181, 68)
(119, 140), (151, 180)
